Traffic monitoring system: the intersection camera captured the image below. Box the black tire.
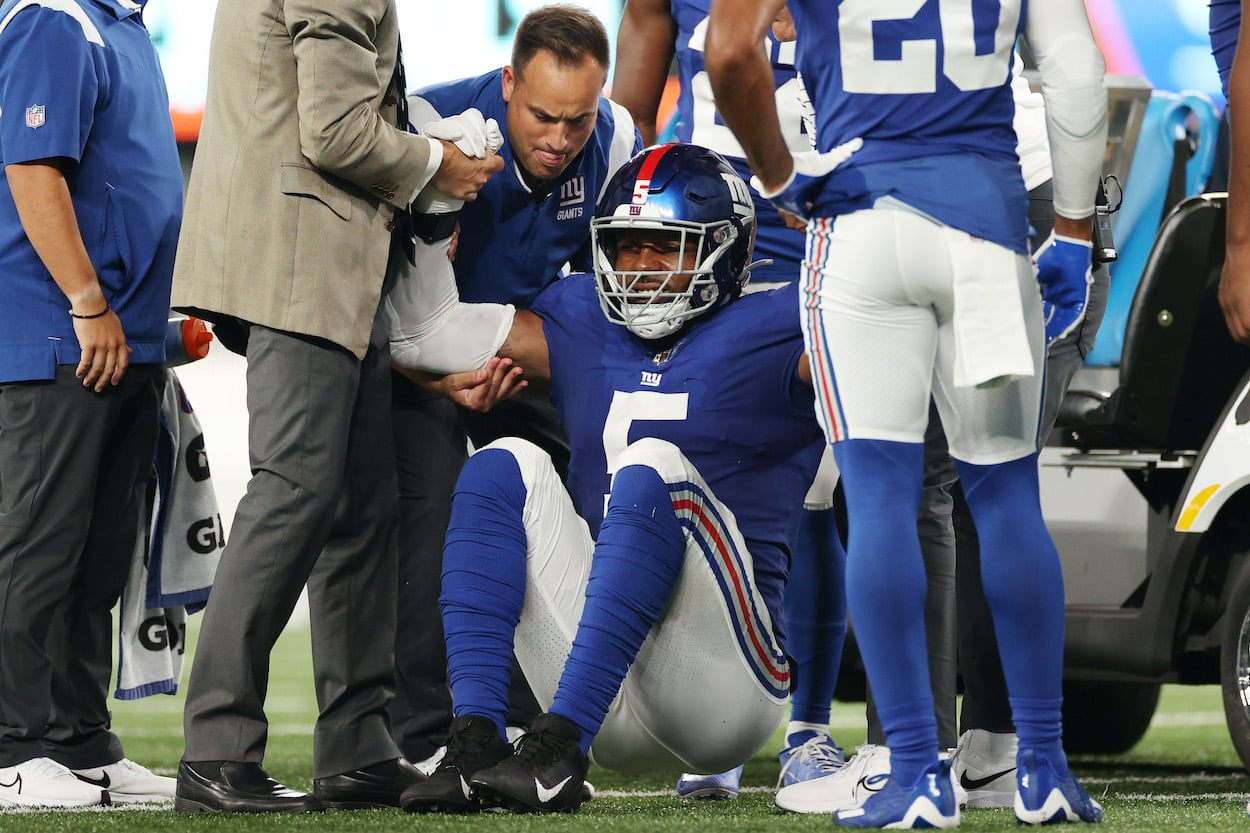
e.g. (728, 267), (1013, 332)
(1062, 679), (1160, 755)
(1220, 562), (1250, 772)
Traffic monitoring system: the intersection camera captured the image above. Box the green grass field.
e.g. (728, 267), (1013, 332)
(4, 622), (1248, 832)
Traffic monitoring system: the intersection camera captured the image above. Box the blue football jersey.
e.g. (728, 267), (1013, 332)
(669, 0), (809, 281)
(1210, 0), (1239, 97)
(790, 0), (1030, 252)
(412, 71), (641, 306)
(530, 275), (826, 631)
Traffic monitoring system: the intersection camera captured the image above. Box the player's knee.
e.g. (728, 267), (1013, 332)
(613, 437), (688, 484)
(454, 446), (528, 513)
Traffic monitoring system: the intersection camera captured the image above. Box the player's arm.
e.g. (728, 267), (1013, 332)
(706, 0), (860, 219)
(611, 0), (677, 145)
(1025, 0), (1107, 239)
(1222, 6), (1250, 343)
(704, 0), (791, 190)
(386, 234), (552, 380)
(1025, 1), (1107, 344)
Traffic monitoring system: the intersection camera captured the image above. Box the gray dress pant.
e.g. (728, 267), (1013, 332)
(181, 321), (400, 778)
(0, 364), (164, 768)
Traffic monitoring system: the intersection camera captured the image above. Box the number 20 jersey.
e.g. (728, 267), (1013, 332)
(790, 0), (1031, 253)
(529, 275), (826, 626)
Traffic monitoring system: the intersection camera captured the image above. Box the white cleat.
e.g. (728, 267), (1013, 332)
(776, 743), (890, 814)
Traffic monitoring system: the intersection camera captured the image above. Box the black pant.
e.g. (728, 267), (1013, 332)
(0, 365), (164, 768)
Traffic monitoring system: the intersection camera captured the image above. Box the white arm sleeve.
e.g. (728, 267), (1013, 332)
(1025, 0), (1108, 219)
(384, 239), (515, 375)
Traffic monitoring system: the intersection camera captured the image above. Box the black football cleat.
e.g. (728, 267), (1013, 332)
(399, 715), (511, 814)
(470, 712), (589, 813)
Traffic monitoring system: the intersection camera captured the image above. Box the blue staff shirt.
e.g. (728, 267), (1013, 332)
(411, 70), (640, 307)
(0, 0), (182, 383)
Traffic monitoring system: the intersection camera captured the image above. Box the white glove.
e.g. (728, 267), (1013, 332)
(422, 107), (504, 159)
(751, 138), (863, 222)
(415, 108), (504, 215)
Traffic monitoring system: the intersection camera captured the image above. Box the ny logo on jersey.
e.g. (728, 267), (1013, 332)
(559, 177), (586, 207)
(640, 371), (663, 387)
(721, 172), (752, 218)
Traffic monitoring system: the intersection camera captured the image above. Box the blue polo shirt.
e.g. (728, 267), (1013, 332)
(0, 0), (182, 383)
(411, 71), (641, 307)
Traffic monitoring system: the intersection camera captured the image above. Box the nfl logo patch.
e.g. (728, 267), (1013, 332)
(25, 104), (45, 129)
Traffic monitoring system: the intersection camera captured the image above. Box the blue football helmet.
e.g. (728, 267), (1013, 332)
(592, 143), (757, 340)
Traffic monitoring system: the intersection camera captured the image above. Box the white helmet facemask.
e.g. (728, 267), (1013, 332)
(593, 217), (739, 340)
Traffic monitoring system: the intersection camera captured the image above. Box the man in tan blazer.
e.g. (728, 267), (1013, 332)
(170, 0), (502, 814)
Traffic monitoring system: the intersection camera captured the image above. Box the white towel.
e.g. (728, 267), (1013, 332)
(115, 370), (222, 700)
(948, 236), (1036, 390)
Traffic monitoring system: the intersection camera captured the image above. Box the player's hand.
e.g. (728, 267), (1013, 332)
(444, 357), (527, 412)
(777, 208), (806, 231)
(73, 308), (131, 391)
(1219, 243), (1250, 345)
(1035, 232), (1093, 345)
(751, 138), (863, 222)
(423, 107), (504, 159)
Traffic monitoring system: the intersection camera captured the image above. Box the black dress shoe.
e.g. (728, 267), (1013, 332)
(175, 760), (325, 814)
(314, 757), (425, 809)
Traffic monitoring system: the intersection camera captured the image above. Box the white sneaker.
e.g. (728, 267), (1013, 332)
(776, 743), (890, 814)
(0, 757), (109, 808)
(71, 758), (175, 804)
(939, 748), (969, 809)
(950, 730), (1018, 809)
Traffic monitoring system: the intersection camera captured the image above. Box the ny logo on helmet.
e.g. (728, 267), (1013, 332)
(721, 173), (752, 218)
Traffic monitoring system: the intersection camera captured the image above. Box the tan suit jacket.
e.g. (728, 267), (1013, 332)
(172, 0), (434, 358)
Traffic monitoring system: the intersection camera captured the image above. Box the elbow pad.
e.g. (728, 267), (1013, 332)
(384, 237), (515, 374)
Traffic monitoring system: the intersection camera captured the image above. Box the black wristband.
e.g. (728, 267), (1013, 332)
(68, 301), (110, 320)
(411, 211), (460, 244)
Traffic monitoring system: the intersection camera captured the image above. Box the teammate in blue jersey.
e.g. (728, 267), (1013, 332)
(707, 0), (1108, 828)
(390, 144), (828, 814)
(388, 4), (642, 770)
(611, 0), (847, 799)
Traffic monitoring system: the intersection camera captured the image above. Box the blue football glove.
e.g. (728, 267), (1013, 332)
(751, 138), (863, 222)
(1034, 233), (1093, 345)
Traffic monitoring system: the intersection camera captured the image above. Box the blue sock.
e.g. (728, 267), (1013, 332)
(550, 465), (686, 754)
(440, 449), (529, 738)
(784, 506), (847, 727)
(834, 439), (937, 787)
(956, 454), (1067, 771)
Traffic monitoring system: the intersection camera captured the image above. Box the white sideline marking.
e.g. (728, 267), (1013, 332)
(1082, 773), (1243, 786)
(1148, 711), (1226, 727)
(4, 787), (1246, 812)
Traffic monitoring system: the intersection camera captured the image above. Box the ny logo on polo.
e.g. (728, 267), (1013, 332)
(559, 176), (585, 207)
